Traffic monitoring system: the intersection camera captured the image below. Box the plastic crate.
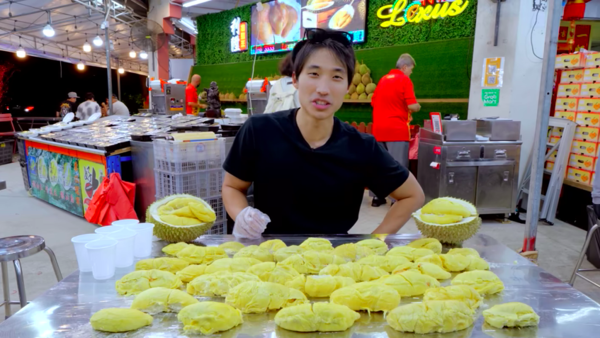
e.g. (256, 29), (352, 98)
(155, 169), (223, 199)
(17, 138), (25, 158)
(205, 196), (225, 223)
(205, 220), (226, 235)
(0, 140), (14, 165)
(153, 138), (226, 174)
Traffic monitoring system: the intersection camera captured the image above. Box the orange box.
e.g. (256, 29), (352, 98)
(551, 127), (564, 137)
(580, 83), (600, 98)
(575, 126), (600, 142)
(585, 51), (600, 68)
(556, 53), (585, 69)
(569, 154), (596, 170)
(547, 150), (558, 162)
(549, 136), (561, 145)
(558, 84), (581, 97)
(555, 111), (577, 121)
(561, 69), (585, 83)
(577, 98), (600, 112)
(575, 112), (600, 127)
(584, 68), (600, 83)
(567, 167), (593, 185)
(571, 140), (598, 156)
(546, 161), (555, 171)
(556, 98), (579, 111)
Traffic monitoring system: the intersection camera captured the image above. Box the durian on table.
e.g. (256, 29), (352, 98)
(451, 270), (505, 295)
(130, 287), (198, 314)
(304, 275), (355, 297)
(423, 285), (483, 310)
(90, 308), (153, 333)
(356, 238), (388, 255)
(483, 302), (540, 328)
(330, 281), (400, 312)
(177, 301), (243, 335)
(275, 303), (360, 332)
(135, 257), (189, 273)
(279, 250), (345, 274)
(320, 262), (388, 282)
(374, 271), (440, 297)
(412, 197), (481, 244)
(115, 269), (182, 296)
(225, 281), (308, 313)
(333, 243), (375, 262)
(186, 271), (261, 297)
(386, 300), (475, 334)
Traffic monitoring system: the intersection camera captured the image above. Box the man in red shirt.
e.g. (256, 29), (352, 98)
(186, 74), (202, 115)
(370, 54), (421, 206)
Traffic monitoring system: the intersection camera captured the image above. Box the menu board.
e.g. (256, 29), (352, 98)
(300, 0), (367, 44)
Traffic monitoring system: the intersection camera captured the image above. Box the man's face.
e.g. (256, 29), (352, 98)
(293, 48), (348, 121)
(68, 97), (76, 103)
(401, 64), (414, 77)
(111, 97), (117, 103)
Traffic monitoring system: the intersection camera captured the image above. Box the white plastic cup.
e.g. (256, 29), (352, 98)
(108, 229), (137, 268)
(85, 238), (118, 280)
(95, 226), (122, 235)
(112, 219), (140, 227)
(71, 234), (103, 272)
(128, 223), (155, 258)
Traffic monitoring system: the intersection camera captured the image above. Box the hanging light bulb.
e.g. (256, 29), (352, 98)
(77, 61), (85, 70)
(15, 36), (26, 58)
(139, 50), (148, 59)
(93, 35), (103, 47)
(118, 67), (125, 74)
(42, 12), (54, 37)
(129, 46), (136, 58)
(83, 33), (92, 52)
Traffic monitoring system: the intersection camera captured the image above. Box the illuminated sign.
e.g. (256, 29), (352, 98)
(377, 0), (470, 28)
(230, 17), (248, 53)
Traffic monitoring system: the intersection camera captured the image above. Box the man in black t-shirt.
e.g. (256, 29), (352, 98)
(223, 29), (425, 237)
(56, 92), (78, 117)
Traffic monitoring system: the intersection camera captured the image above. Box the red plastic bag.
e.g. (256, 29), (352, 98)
(409, 133), (419, 160)
(85, 173), (138, 226)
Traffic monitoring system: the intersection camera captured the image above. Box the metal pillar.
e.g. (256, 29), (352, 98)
(524, 0), (563, 252)
(117, 70), (121, 100)
(104, 26), (113, 115)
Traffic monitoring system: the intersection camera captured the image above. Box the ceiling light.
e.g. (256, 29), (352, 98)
(129, 50), (136, 58)
(77, 61), (85, 70)
(183, 0), (212, 8)
(42, 24), (55, 37)
(118, 67), (125, 74)
(83, 41), (92, 52)
(16, 46), (26, 58)
(93, 35), (103, 47)
(139, 50), (148, 59)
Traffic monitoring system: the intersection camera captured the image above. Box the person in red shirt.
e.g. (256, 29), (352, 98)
(370, 54), (421, 207)
(186, 74), (202, 115)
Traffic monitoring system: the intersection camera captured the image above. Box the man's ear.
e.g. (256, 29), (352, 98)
(292, 72), (299, 90)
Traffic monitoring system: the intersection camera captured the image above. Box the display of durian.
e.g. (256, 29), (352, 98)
(482, 302), (540, 329)
(204, 257), (262, 274)
(90, 308), (153, 333)
(374, 271), (440, 297)
(274, 245), (305, 262)
(356, 254), (410, 273)
(448, 248), (480, 257)
(386, 300), (475, 334)
(275, 303), (360, 332)
(115, 269), (182, 296)
(246, 262), (302, 285)
(356, 239), (388, 255)
(346, 61), (376, 100)
(451, 270), (505, 295)
(392, 262), (451, 280)
(147, 194), (217, 243)
(407, 238), (443, 254)
(225, 281), (308, 313)
(186, 271), (261, 297)
(135, 257), (190, 274)
(423, 285), (482, 310)
(177, 302), (243, 335)
(259, 239), (287, 253)
(130, 287), (198, 314)
(386, 246), (435, 261)
(176, 264), (207, 283)
(233, 245), (274, 262)
(176, 245), (227, 264)
(412, 197), (481, 244)
(304, 275), (355, 298)
(319, 262), (388, 282)
(299, 238), (334, 252)
(330, 281), (400, 312)
(219, 241), (246, 256)
(279, 250), (345, 274)
(333, 243), (375, 262)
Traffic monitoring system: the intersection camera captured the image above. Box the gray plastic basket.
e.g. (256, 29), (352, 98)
(0, 140), (14, 165)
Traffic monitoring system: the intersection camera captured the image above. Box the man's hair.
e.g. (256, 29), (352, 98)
(292, 38), (355, 86)
(112, 93), (118, 99)
(396, 54), (416, 69)
(279, 54), (294, 77)
(85, 92), (94, 100)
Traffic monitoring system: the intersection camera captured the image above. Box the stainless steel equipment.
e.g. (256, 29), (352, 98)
(418, 120), (522, 215)
(149, 80), (186, 115)
(245, 79), (272, 115)
(442, 120), (477, 141)
(476, 118), (521, 141)
(131, 140), (156, 221)
(1, 234), (599, 337)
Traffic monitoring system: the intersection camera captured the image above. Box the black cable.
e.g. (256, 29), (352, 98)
(531, 7), (543, 60)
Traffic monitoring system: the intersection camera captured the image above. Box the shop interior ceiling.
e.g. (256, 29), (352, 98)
(178, 0), (259, 17)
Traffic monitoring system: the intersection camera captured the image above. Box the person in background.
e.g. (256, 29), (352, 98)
(100, 98), (108, 117)
(264, 54), (300, 114)
(110, 94), (130, 116)
(370, 53), (421, 207)
(186, 74), (203, 115)
(76, 92), (101, 121)
(56, 92), (78, 117)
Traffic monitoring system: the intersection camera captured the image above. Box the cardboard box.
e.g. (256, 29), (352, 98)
(556, 97), (579, 111)
(547, 150), (558, 162)
(584, 68), (600, 83)
(551, 126), (564, 137)
(575, 112), (600, 127)
(566, 167), (593, 185)
(546, 161), (555, 171)
(580, 83), (600, 97)
(555, 111), (577, 121)
(556, 53), (585, 69)
(575, 126), (600, 142)
(558, 83), (581, 97)
(569, 154), (596, 170)
(571, 140), (598, 156)
(561, 69), (585, 83)
(585, 51), (600, 68)
(577, 98), (600, 112)
(549, 136), (561, 145)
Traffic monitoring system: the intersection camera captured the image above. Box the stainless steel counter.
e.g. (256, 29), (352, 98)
(1, 234), (599, 337)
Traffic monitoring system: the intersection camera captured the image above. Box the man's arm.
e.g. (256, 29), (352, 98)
(187, 101), (200, 108)
(372, 173), (424, 234)
(222, 172), (252, 221)
(408, 103), (421, 112)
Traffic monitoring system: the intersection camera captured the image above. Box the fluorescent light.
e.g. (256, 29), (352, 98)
(118, 67), (125, 74)
(42, 24), (55, 37)
(139, 50), (148, 59)
(93, 35), (103, 47)
(77, 61), (85, 70)
(83, 41), (92, 52)
(16, 46), (26, 58)
(183, 0), (212, 8)
(129, 50), (136, 58)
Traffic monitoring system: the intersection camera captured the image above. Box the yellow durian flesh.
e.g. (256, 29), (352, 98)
(170, 206), (195, 218)
(90, 308), (153, 332)
(422, 198), (471, 217)
(274, 245), (305, 262)
(275, 303), (360, 332)
(177, 301), (243, 335)
(424, 285), (482, 310)
(219, 241), (245, 255)
(407, 238), (443, 254)
(189, 202), (216, 223)
(448, 248), (480, 257)
(357, 254), (410, 273)
(375, 271), (440, 297)
(162, 242), (189, 256)
(246, 262), (277, 281)
(279, 251), (345, 274)
(319, 262), (388, 282)
(393, 262), (451, 280)
(225, 281), (308, 313)
(285, 274), (307, 293)
(176, 245), (227, 264)
(356, 239), (388, 255)
(420, 214), (464, 224)
(186, 271), (261, 297)
(440, 254), (471, 272)
(176, 264), (207, 283)
(204, 257), (261, 274)
(304, 275), (355, 297)
(115, 269), (182, 296)
(467, 256), (490, 271)
(131, 287), (198, 314)
(234, 245), (274, 262)
(451, 270), (505, 295)
(160, 214), (200, 226)
(333, 243), (374, 262)
(483, 302), (540, 329)
(416, 254), (444, 268)
(387, 246), (435, 261)
(299, 238), (334, 252)
(386, 300), (474, 334)
(260, 239), (287, 253)
(330, 282), (400, 312)
(135, 257), (189, 273)
(246, 262), (301, 285)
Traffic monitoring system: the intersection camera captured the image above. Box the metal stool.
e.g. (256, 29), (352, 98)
(570, 224), (600, 288)
(0, 236), (63, 318)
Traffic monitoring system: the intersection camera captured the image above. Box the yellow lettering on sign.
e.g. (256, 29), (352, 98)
(377, 0), (470, 28)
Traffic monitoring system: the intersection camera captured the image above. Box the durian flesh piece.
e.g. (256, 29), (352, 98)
(319, 262), (388, 282)
(333, 243), (374, 262)
(387, 246), (435, 261)
(177, 301), (243, 335)
(275, 303), (360, 332)
(186, 271), (261, 296)
(285, 274), (307, 293)
(420, 214), (463, 224)
(386, 300), (475, 333)
(234, 245), (274, 262)
(467, 256), (490, 271)
(176, 264), (207, 283)
(279, 251), (345, 274)
(440, 254), (471, 272)
(299, 238), (334, 252)
(131, 287), (198, 314)
(392, 262), (451, 280)
(115, 269), (182, 296)
(246, 262), (301, 285)
(416, 254), (444, 268)
(451, 270), (505, 295)
(422, 198), (472, 217)
(407, 238), (443, 254)
(259, 239), (287, 253)
(176, 245), (227, 264)
(189, 202), (216, 223)
(225, 281), (308, 313)
(162, 242), (189, 256)
(330, 281), (400, 312)
(483, 302), (540, 328)
(448, 248), (480, 257)
(219, 241), (245, 255)
(356, 239), (388, 255)
(135, 257), (189, 273)
(357, 254), (410, 273)
(274, 245), (305, 262)
(90, 308), (153, 332)
(160, 214), (200, 226)
(375, 271), (440, 297)
(304, 275), (355, 297)
(205, 257), (262, 274)
(423, 285), (482, 310)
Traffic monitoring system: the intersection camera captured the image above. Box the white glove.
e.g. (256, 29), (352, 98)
(232, 206), (271, 239)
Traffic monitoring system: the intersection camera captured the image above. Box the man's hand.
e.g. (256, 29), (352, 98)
(232, 206), (271, 239)
(372, 173), (424, 234)
(408, 103), (421, 113)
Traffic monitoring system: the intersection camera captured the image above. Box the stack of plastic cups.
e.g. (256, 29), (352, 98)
(85, 238), (118, 280)
(109, 228), (137, 268)
(94, 226), (122, 236)
(128, 223), (155, 258)
(71, 234), (103, 272)
(112, 219), (139, 227)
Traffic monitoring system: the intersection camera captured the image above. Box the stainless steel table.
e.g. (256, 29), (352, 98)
(1, 234), (599, 337)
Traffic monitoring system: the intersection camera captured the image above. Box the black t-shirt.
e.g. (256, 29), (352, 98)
(59, 100), (77, 117)
(223, 109), (409, 234)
